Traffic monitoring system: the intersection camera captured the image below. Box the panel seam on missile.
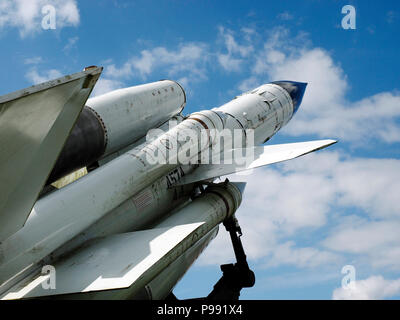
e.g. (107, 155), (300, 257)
(86, 105), (108, 151)
(206, 190), (230, 216)
(188, 117), (209, 130)
(171, 80), (186, 113)
(187, 116), (211, 147)
(222, 112), (247, 140)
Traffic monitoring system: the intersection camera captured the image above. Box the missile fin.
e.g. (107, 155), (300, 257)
(175, 139), (337, 186)
(1, 223), (203, 299)
(0, 67), (102, 242)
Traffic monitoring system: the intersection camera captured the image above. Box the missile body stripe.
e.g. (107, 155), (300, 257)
(46, 106), (106, 184)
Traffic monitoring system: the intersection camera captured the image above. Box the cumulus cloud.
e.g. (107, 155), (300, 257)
(282, 153), (400, 220)
(237, 28), (400, 144)
(266, 241), (340, 268)
(217, 54), (242, 73)
(0, 0), (80, 37)
(332, 275), (400, 300)
(24, 65), (122, 97)
(323, 221), (400, 270)
(98, 27), (400, 146)
(198, 152), (400, 271)
(238, 76), (259, 92)
(102, 26), (256, 87)
(324, 222), (400, 254)
(25, 68), (62, 84)
(91, 78), (123, 97)
(105, 43), (209, 85)
(102, 26), (400, 145)
(216, 26), (253, 72)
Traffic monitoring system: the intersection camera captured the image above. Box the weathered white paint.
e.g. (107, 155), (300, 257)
(0, 106), (222, 291)
(87, 80), (186, 155)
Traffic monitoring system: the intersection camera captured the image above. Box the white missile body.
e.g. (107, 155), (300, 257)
(0, 69), (336, 299)
(215, 83), (294, 144)
(87, 80), (186, 155)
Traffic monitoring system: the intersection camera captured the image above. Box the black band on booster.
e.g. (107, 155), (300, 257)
(46, 106), (107, 185)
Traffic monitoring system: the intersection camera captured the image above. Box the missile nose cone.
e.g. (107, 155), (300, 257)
(271, 81), (307, 114)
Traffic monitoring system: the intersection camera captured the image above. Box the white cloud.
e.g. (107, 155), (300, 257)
(57, 0), (79, 26)
(130, 50), (156, 77)
(238, 76), (259, 92)
(241, 27), (256, 41)
(323, 221), (400, 254)
(91, 78), (123, 97)
(332, 275), (400, 300)
(105, 61), (135, 79)
(266, 241), (340, 268)
(282, 153), (400, 219)
(216, 26), (253, 72)
(322, 220), (400, 270)
(25, 68), (62, 84)
(198, 152), (400, 271)
(217, 54), (242, 72)
(103, 26), (253, 82)
(265, 48), (348, 109)
(238, 28), (400, 144)
(0, 0), (79, 37)
(104, 43), (209, 85)
(97, 27), (400, 145)
(24, 65), (122, 97)
(220, 27), (253, 57)
(259, 270), (340, 290)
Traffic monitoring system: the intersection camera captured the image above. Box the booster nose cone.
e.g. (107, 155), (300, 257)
(271, 81), (307, 114)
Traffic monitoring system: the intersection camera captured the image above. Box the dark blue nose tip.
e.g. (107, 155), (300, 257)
(271, 81), (307, 114)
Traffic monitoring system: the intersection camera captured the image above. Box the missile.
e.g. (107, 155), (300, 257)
(1, 79), (319, 299)
(48, 80), (306, 185)
(0, 81), (306, 284)
(47, 80), (186, 184)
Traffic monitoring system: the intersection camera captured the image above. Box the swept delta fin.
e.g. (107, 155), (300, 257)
(0, 67), (102, 242)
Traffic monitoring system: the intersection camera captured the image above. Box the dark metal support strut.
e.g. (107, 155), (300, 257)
(166, 214), (255, 301)
(206, 215), (255, 300)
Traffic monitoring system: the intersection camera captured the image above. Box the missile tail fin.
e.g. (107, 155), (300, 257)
(0, 67), (102, 242)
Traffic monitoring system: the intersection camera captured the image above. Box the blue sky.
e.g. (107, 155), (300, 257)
(1, 0), (400, 299)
